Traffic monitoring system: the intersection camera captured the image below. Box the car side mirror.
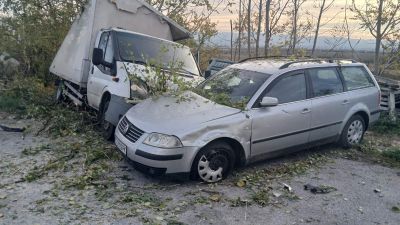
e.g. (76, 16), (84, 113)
(204, 70), (212, 79)
(260, 97), (279, 107)
(92, 48), (103, 66)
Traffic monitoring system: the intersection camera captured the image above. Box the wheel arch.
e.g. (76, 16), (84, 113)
(198, 137), (247, 168)
(99, 91), (111, 110)
(354, 110), (369, 130)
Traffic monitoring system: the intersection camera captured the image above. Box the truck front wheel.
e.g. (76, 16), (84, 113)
(99, 96), (115, 140)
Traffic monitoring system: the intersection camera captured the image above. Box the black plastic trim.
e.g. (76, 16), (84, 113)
(370, 109), (382, 115)
(252, 121), (342, 144)
(135, 150), (183, 161)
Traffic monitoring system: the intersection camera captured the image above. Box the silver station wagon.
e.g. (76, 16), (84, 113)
(115, 59), (381, 183)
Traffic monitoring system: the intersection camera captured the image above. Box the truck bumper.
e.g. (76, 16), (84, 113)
(105, 95), (134, 126)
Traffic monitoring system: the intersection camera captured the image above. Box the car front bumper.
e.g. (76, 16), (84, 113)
(115, 127), (200, 175)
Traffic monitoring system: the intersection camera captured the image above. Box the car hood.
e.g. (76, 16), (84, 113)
(124, 91), (241, 134)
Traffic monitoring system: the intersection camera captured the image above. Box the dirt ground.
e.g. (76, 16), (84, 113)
(1, 113), (400, 225)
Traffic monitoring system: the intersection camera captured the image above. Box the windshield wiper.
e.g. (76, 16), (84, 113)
(123, 59), (147, 65)
(179, 68), (197, 76)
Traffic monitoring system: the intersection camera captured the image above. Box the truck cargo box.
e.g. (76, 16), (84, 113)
(50, 0), (190, 87)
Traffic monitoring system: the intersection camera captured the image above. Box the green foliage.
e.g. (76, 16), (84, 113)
(382, 147), (400, 162)
(0, 0), (86, 84)
(0, 75), (51, 113)
(371, 114), (400, 135)
(251, 189), (270, 206)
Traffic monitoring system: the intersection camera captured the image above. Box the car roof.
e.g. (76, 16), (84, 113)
(229, 58), (365, 75)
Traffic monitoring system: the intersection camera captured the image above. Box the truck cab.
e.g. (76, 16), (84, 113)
(86, 28), (202, 139)
(87, 28), (201, 109)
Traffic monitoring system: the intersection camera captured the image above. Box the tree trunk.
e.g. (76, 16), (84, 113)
(230, 19), (233, 61)
(374, 0), (384, 75)
(311, 0), (326, 57)
(255, 0), (262, 57)
(238, 0), (242, 61)
(247, 0), (252, 58)
(291, 0), (299, 55)
(264, 0), (271, 57)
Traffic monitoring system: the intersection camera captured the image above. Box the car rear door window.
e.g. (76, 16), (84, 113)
(265, 73), (307, 104)
(340, 66), (374, 90)
(309, 68), (343, 97)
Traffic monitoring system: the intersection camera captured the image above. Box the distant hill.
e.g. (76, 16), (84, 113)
(209, 32), (376, 52)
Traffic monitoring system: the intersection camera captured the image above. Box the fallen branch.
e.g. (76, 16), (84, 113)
(35, 118), (51, 136)
(0, 124), (25, 132)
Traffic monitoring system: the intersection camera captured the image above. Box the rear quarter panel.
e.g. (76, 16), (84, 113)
(342, 86), (381, 131)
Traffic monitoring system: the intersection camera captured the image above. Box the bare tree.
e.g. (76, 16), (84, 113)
(264, 0), (290, 57)
(230, 19), (233, 60)
(247, 0), (252, 57)
(255, 0), (263, 57)
(238, 0), (242, 60)
(351, 0), (400, 75)
(311, 0), (335, 56)
(288, 0), (308, 55)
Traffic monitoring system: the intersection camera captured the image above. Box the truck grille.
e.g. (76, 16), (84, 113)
(118, 117), (145, 143)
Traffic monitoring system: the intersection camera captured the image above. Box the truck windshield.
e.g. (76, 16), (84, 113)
(194, 68), (270, 109)
(116, 32), (199, 76)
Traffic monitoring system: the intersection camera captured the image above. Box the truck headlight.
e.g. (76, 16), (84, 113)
(143, 133), (183, 148)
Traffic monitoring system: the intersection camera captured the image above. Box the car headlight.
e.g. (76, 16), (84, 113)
(143, 133), (183, 148)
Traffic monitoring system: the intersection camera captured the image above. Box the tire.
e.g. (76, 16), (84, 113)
(54, 81), (65, 103)
(339, 114), (366, 148)
(191, 141), (235, 183)
(99, 96), (115, 140)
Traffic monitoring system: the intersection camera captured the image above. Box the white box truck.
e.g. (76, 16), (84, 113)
(50, 0), (202, 139)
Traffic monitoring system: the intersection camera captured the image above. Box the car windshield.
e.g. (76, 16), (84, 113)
(195, 68), (270, 109)
(116, 32), (199, 76)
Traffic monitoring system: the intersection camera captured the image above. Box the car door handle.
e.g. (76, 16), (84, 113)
(342, 100), (350, 105)
(301, 108), (311, 114)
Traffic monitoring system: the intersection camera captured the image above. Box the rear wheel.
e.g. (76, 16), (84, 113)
(99, 96), (115, 140)
(191, 141), (235, 183)
(339, 115), (366, 148)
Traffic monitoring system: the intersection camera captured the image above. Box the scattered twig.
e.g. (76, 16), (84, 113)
(35, 117), (51, 136)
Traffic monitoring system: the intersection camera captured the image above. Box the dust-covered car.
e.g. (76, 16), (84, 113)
(115, 59), (381, 182)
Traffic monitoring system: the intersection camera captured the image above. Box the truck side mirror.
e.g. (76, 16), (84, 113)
(92, 48), (103, 66)
(204, 70), (211, 79)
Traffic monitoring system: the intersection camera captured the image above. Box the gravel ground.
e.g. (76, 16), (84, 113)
(1, 114), (400, 225)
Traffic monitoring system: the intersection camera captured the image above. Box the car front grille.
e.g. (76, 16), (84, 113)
(118, 116), (145, 143)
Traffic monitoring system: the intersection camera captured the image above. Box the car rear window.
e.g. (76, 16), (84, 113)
(340, 66), (374, 90)
(309, 68), (343, 97)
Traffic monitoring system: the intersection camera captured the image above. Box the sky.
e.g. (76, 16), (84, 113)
(208, 0), (371, 40)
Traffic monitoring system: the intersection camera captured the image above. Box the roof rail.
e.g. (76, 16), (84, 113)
(238, 55), (311, 63)
(279, 59), (327, 69)
(279, 58), (359, 69)
(326, 58), (358, 63)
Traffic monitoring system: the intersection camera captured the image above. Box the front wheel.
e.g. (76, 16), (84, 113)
(99, 97), (115, 140)
(191, 141), (235, 183)
(339, 115), (366, 148)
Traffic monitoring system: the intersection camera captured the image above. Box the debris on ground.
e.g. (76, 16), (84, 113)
(236, 179), (247, 188)
(272, 191), (282, 198)
(392, 206), (400, 213)
(282, 183), (292, 192)
(304, 184), (337, 194)
(0, 124), (25, 132)
(374, 188), (381, 193)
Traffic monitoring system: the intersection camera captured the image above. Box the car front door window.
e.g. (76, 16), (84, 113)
(264, 73), (307, 104)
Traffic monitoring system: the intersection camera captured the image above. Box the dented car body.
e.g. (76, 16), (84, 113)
(115, 59), (381, 182)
